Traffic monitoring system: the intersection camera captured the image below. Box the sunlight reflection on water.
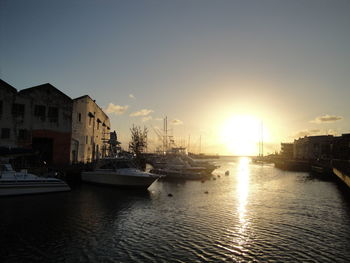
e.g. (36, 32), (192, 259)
(236, 157), (250, 247)
(1, 157), (350, 262)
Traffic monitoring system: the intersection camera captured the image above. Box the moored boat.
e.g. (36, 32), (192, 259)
(150, 167), (211, 180)
(81, 158), (160, 189)
(147, 147), (217, 180)
(0, 163), (70, 196)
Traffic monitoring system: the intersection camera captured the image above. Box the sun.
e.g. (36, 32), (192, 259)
(219, 115), (263, 156)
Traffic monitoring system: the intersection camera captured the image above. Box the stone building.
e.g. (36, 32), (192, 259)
(332, 134), (350, 160)
(280, 143), (294, 159)
(0, 80), (17, 147)
(71, 95), (111, 163)
(293, 135), (334, 160)
(0, 79), (73, 165)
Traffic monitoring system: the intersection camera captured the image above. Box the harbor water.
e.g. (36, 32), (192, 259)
(1, 157), (350, 262)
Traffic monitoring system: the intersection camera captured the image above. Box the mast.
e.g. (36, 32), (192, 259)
(258, 133), (261, 157)
(187, 135), (191, 152)
(262, 122), (264, 157)
(163, 116), (169, 153)
(260, 121), (264, 157)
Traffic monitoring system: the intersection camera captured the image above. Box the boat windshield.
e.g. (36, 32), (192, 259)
(0, 164), (14, 172)
(99, 159), (135, 169)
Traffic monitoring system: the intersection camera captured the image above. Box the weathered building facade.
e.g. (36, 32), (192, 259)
(293, 135), (334, 160)
(0, 80), (17, 147)
(0, 79), (73, 165)
(332, 134), (350, 160)
(71, 95), (110, 163)
(280, 143), (294, 159)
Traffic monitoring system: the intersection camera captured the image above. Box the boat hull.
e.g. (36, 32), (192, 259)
(81, 170), (157, 189)
(0, 181), (70, 196)
(150, 168), (211, 180)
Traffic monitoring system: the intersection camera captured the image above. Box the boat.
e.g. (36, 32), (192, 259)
(149, 152), (215, 180)
(0, 163), (70, 196)
(81, 157), (160, 189)
(182, 154), (218, 174)
(150, 166), (211, 180)
(252, 121), (272, 164)
(188, 152), (220, 159)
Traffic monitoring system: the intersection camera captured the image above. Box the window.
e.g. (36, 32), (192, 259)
(91, 136), (94, 145)
(18, 129), (29, 140)
(12, 103), (25, 117)
(86, 136), (88, 144)
(34, 105), (46, 120)
(0, 101), (3, 116)
(48, 107), (58, 122)
(88, 112), (94, 126)
(97, 122), (100, 130)
(1, 128), (10, 139)
(78, 113), (81, 122)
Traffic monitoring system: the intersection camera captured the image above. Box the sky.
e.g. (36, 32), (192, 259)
(1, 0), (350, 155)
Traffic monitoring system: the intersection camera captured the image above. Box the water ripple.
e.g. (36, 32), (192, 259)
(1, 157), (350, 262)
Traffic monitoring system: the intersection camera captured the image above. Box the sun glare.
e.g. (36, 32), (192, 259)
(220, 115), (265, 156)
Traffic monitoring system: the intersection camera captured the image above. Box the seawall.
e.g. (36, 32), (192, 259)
(333, 168), (350, 188)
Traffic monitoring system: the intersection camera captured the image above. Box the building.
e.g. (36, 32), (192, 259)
(71, 95), (111, 163)
(0, 80), (73, 165)
(332, 134), (350, 160)
(293, 135), (334, 160)
(280, 143), (294, 159)
(0, 80), (17, 147)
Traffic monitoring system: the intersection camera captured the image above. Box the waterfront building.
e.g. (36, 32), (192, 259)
(0, 79), (73, 165)
(293, 135), (334, 160)
(332, 133), (350, 160)
(280, 143), (294, 159)
(71, 95), (111, 163)
(0, 80), (17, 148)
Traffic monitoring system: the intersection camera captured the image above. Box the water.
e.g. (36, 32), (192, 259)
(1, 157), (350, 262)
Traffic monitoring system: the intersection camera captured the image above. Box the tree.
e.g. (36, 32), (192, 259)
(129, 125), (148, 157)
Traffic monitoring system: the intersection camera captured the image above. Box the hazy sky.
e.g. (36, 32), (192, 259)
(1, 0), (350, 154)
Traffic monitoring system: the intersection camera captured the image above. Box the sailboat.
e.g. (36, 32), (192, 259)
(252, 122), (265, 163)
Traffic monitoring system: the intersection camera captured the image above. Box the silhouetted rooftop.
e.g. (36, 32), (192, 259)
(0, 79), (17, 93)
(19, 83), (72, 101)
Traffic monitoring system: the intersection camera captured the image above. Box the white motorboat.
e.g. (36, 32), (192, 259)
(0, 163), (70, 196)
(148, 148), (218, 180)
(150, 167), (209, 180)
(180, 155), (218, 174)
(81, 158), (160, 189)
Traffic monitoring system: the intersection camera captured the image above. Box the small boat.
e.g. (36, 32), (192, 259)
(150, 156), (213, 180)
(81, 158), (160, 189)
(188, 152), (220, 159)
(150, 167), (210, 180)
(0, 163), (70, 196)
(148, 148), (217, 180)
(182, 155), (218, 174)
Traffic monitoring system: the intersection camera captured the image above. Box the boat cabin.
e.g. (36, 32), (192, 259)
(0, 163), (15, 172)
